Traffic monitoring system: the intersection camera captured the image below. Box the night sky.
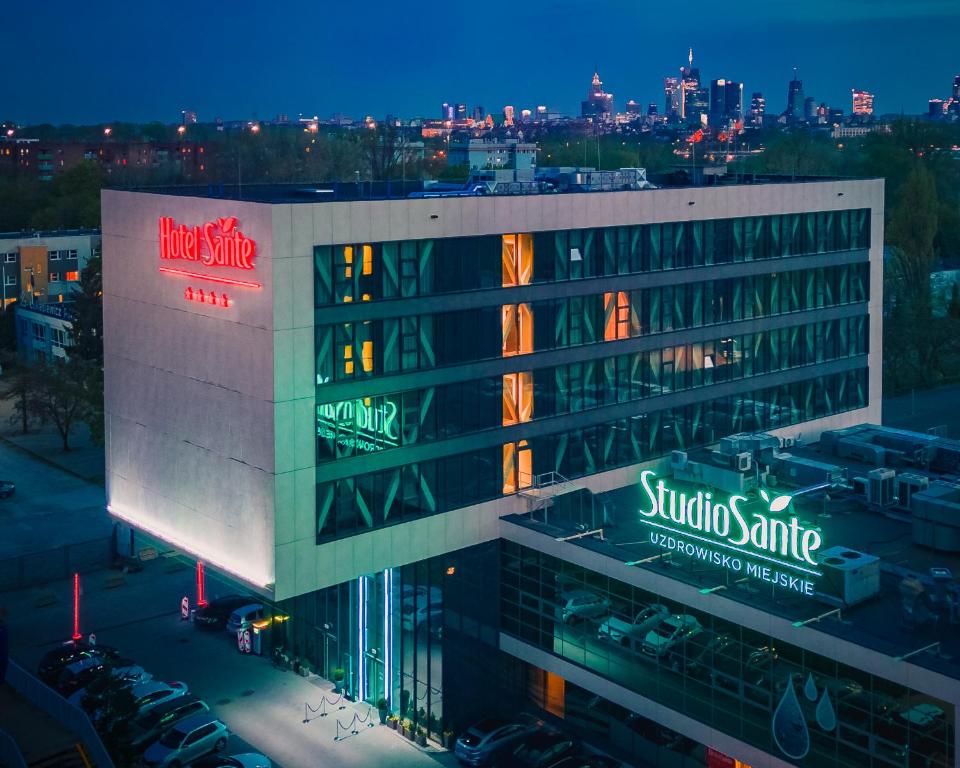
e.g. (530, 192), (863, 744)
(5, 0), (958, 124)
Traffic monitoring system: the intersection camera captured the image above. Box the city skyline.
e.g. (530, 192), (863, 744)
(3, 0), (959, 124)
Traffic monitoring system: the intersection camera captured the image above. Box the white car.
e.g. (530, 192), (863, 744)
(225, 604), (265, 634)
(598, 604), (668, 644)
(642, 615), (703, 658)
(130, 681), (190, 715)
(559, 590), (610, 624)
(142, 712), (229, 767)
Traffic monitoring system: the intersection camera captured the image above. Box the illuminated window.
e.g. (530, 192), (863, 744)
(343, 346), (354, 375)
(502, 372), (533, 426)
(49, 272), (60, 282)
(502, 233), (533, 287)
(65, 271), (79, 281)
(503, 439), (533, 494)
(604, 291), (631, 341)
(502, 303), (533, 357)
(361, 341), (374, 373)
(362, 245), (373, 275)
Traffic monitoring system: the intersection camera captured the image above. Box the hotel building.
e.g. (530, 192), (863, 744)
(100, 177), (959, 768)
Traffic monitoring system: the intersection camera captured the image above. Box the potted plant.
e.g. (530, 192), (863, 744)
(387, 714), (400, 730)
(416, 726), (428, 747)
(443, 729), (456, 749)
(332, 667), (345, 692)
(377, 698), (389, 724)
(402, 719), (414, 739)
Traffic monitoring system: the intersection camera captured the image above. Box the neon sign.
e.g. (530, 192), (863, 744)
(317, 397), (400, 454)
(638, 470), (824, 594)
(159, 216), (256, 270)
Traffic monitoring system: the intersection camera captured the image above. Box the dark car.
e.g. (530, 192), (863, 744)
(37, 641), (119, 684)
(455, 718), (532, 766)
(0, 480), (15, 498)
(499, 730), (578, 768)
(194, 595), (257, 630)
(132, 694), (210, 750)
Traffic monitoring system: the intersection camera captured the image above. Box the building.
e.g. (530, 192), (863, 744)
(748, 92), (766, 127)
(103, 175), (896, 766)
(852, 89), (875, 116)
(14, 301), (75, 363)
(663, 76), (680, 119)
(803, 96), (818, 122)
(929, 99), (948, 118)
(0, 229), (99, 308)
(503, 106), (515, 126)
(709, 79), (744, 125)
(472, 105), (485, 122)
(785, 69), (804, 122)
(581, 71), (614, 121)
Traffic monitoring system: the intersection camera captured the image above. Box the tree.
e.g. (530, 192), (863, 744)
(71, 253), (103, 363)
(76, 669), (138, 766)
(359, 124), (402, 181)
(948, 282), (960, 321)
(0, 364), (38, 434)
(31, 358), (97, 451)
(887, 164), (939, 319)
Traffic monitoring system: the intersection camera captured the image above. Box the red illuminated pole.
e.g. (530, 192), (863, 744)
(72, 573), (82, 642)
(196, 561), (207, 607)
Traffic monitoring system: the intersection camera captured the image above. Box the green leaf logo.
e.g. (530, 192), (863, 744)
(760, 489), (792, 513)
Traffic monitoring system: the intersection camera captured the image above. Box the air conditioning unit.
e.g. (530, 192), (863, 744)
(817, 546), (881, 605)
(736, 452), (752, 472)
(671, 451), (688, 470)
(782, 437), (795, 449)
(894, 473), (929, 512)
(867, 468), (896, 507)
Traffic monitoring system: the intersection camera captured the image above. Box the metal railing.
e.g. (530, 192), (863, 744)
(5, 660), (115, 768)
(0, 537), (112, 593)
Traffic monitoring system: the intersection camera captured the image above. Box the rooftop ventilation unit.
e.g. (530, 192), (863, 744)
(867, 468), (896, 507)
(817, 546), (881, 605)
(736, 452), (752, 472)
(837, 438), (886, 467)
(894, 473), (930, 512)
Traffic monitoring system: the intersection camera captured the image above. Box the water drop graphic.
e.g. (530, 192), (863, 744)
(803, 673), (818, 702)
(816, 688), (837, 732)
(772, 676), (810, 760)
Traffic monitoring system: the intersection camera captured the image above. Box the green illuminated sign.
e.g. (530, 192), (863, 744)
(639, 470), (823, 588)
(317, 397), (399, 453)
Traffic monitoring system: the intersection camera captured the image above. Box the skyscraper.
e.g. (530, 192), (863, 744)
(680, 48), (700, 121)
(785, 68), (804, 122)
(852, 89), (875, 115)
(455, 104), (467, 121)
(503, 106), (515, 126)
(473, 105), (484, 122)
(663, 76), (679, 118)
(749, 92), (766, 126)
(804, 96), (818, 122)
(581, 70), (614, 121)
(952, 75), (960, 100)
(709, 79), (743, 125)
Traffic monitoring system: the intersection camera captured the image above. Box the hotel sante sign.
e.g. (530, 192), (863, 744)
(639, 470), (824, 596)
(158, 216), (256, 270)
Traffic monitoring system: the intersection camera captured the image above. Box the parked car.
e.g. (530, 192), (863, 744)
(68, 671), (162, 714)
(131, 695), (210, 750)
(130, 681), (190, 716)
(38, 641), (120, 685)
(0, 480), (15, 498)
(194, 596), (259, 630)
(642, 615), (702, 658)
(501, 730), (578, 768)
(225, 604), (265, 634)
(454, 718), (532, 766)
(142, 713), (229, 767)
(192, 754), (272, 768)
(58, 659), (148, 697)
(559, 591), (610, 624)
(597, 604), (668, 645)
(874, 698), (950, 768)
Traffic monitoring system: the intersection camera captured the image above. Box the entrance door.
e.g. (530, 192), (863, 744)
(364, 649), (384, 704)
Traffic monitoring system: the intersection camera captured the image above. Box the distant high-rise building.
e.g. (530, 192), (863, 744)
(455, 104), (467, 120)
(520, 109), (532, 123)
(626, 99), (642, 115)
(929, 99), (947, 118)
(786, 69), (804, 121)
(473, 105), (484, 122)
(503, 106), (515, 126)
(536, 106), (548, 121)
(749, 92), (766, 126)
(709, 79), (743, 125)
(581, 70), (614, 121)
(852, 89), (875, 116)
(680, 48), (700, 121)
(181, 110), (198, 125)
(663, 76), (680, 118)
(647, 103), (658, 116)
(803, 96), (818, 122)
(442, 102), (454, 121)
(952, 75), (960, 100)
(828, 107), (844, 124)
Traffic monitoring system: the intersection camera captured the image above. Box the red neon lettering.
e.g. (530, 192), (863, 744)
(182, 285), (234, 309)
(159, 216), (256, 270)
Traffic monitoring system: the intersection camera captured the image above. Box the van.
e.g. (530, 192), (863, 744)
(225, 603), (265, 633)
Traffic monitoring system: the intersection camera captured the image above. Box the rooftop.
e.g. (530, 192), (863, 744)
(504, 425), (960, 683)
(123, 173), (866, 205)
(0, 228), (100, 241)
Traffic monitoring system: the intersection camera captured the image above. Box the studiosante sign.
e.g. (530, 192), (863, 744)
(638, 470), (824, 596)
